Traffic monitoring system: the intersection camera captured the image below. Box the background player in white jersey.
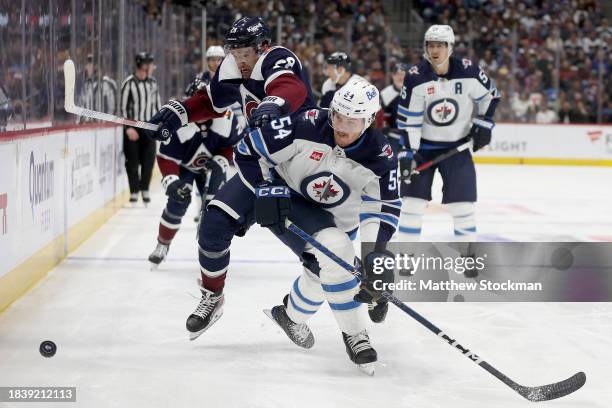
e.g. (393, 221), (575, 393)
(236, 79), (399, 374)
(318, 52), (365, 109)
(396, 25), (500, 241)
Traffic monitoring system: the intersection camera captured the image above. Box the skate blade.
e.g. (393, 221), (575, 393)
(262, 309), (314, 349)
(263, 308), (274, 321)
(188, 309), (223, 341)
(358, 363), (375, 376)
(149, 262), (160, 271)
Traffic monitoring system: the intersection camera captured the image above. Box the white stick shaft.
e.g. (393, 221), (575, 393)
(63, 59), (159, 131)
(65, 105), (159, 130)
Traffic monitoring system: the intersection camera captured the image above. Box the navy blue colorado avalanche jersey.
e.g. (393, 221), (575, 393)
(209, 46), (316, 120)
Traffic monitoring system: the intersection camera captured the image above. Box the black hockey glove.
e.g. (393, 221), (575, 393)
(254, 181), (292, 236)
(148, 100), (189, 141)
(162, 175), (192, 203)
(468, 115), (495, 152)
(398, 147), (422, 185)
(354, 250), (395, 303)
(249, 96), (289, 129)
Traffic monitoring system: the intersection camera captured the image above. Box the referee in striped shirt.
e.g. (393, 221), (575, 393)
(120, 52), (161, 205)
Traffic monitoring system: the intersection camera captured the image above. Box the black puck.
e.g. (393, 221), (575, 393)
(39, 340), (57, 358)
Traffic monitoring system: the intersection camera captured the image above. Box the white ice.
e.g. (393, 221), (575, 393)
(1, 164), (611, 408)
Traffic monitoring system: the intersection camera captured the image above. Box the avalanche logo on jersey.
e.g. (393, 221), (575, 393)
(304, 109), (319, 125)
(241, 87), (261, 120)
(427, 98), (459, 127)
(379, 144), (394, 160)
(300, 172), (350, 208)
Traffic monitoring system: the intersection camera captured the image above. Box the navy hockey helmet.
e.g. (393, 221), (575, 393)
(224, 16), (271, 54)
(326, 52), (351, 69)
(135, 52), (154, 68)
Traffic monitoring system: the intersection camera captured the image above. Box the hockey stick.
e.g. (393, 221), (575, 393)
(63, 59), (159, 131)
(285, 220), (586, 402)
(414, 139), (473, 173)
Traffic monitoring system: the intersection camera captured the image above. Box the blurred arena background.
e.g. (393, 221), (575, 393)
(0, 0), (610, 131)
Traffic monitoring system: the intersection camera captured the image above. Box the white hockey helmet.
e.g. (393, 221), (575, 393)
(423, 25), (455, 64)
(206, 45), (225, 59)
(330, 79), (380, 135)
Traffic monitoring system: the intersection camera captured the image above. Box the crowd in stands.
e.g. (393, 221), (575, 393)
(415, 0), (611, 123)
(196, 0), (611, 123)
(1, 0), (610, 131)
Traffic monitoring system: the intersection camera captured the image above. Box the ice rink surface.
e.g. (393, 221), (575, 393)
(1, 164), (611, 408)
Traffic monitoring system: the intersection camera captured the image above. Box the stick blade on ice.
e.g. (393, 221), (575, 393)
(518, 371), (586, 402)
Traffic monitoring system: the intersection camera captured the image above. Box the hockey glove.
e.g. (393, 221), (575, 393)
(354, 250), (395, 303)
(468, 115), (495, 152)
(398, 147), (422, 185)
(254, 181), (292, 236)
(148, 100), (189, 141)
(162, 175), (192, 203)
(249, 96), (290, 129)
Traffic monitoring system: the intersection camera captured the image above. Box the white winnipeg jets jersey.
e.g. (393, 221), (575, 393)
(234, 109), (400, 242)
(397, 57), (500, 149)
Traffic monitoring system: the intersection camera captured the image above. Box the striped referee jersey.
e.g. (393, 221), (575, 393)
(120, 74), (162, 122)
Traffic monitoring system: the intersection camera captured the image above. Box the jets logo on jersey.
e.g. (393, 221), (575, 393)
(379, 144), (394, 160)
(300, 172), (350, 208)
(427, 98), (459, 127)
(462, 58), (472, 69)
(408, 66), (419, 76)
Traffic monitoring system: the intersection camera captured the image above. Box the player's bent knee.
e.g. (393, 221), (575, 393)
(312, 227), (354, 263)
(198, 207), (237, 250)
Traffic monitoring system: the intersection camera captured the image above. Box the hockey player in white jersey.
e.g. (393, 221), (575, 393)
(240, 79), (399, 374)
(319, 52), (365, 109)
(396, 25), (500, 241)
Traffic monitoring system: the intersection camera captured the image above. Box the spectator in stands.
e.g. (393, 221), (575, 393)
(535, 97), (558, 124)
(558, 100), (589, 123)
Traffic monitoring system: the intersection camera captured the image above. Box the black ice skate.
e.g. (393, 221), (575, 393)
(141, 191), (151, 207)
(342, 330), (377, 376)
(148, 242), (169, 269)
(263, 303), (314, 349)
(129, 193), (138, 206)
(186, 287), (224, 340)
(368, 300), (388, 323)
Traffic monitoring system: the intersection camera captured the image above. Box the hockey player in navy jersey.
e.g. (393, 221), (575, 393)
(396, 25), (500, 241)
(147, 48), (242, 268)
(147, 16), (315, 138)
(192, 78), (398, 374)
(380, 63), (407, 152)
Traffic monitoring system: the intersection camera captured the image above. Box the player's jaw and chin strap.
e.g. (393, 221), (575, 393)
(424, 42), (453, 71)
